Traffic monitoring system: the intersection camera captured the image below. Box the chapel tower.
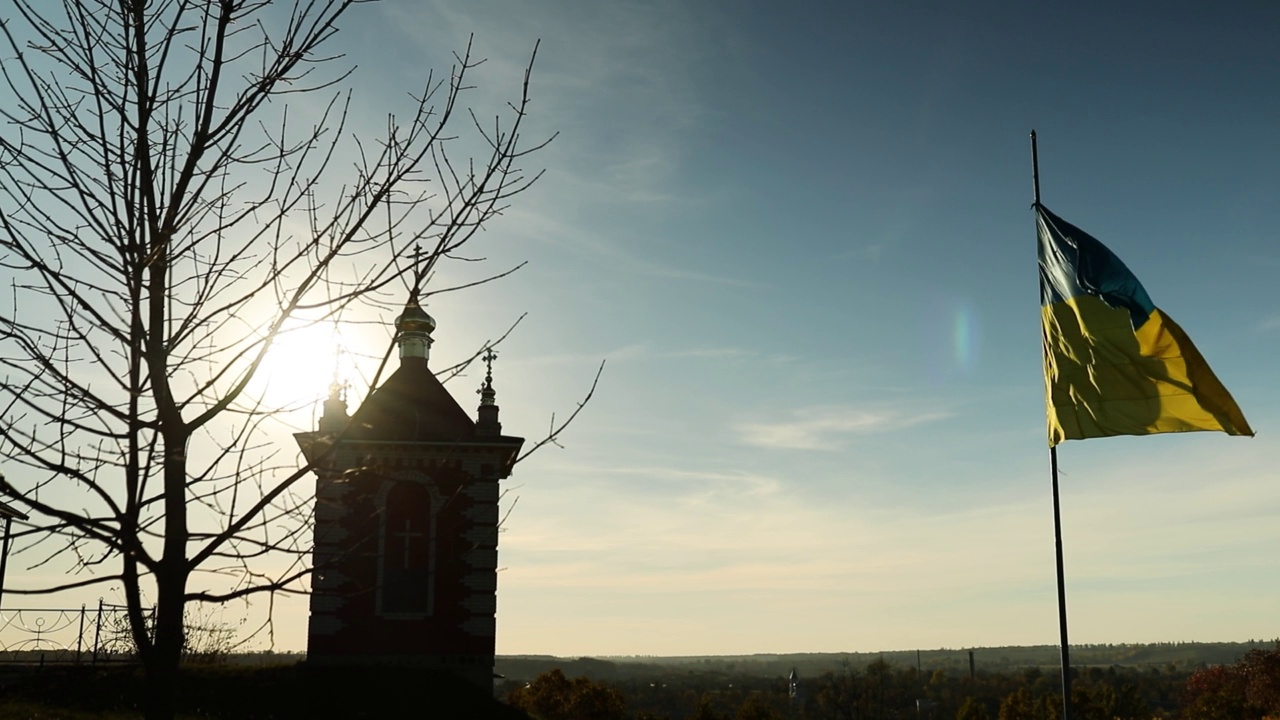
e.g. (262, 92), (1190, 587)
(296, 291), (524, 686)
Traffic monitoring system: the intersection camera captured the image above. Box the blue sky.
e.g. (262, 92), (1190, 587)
(320, 0), (1279, 657)
(8, 0), (1280, 658)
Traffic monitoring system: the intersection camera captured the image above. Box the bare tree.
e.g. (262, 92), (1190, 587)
(0, 1), (577, 717)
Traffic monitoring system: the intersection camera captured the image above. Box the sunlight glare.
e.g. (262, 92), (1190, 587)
(251, 318), (351, 412)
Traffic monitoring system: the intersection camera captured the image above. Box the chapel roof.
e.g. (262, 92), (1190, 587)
(343, 358), (477, 443)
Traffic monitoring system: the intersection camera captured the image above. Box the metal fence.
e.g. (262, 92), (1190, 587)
(0, 600), (144, 664)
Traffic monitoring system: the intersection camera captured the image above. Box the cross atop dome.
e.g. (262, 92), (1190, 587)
(476, 348), (502, 436)
(479, 349), (497, 406)
(395, 247), (436, 366)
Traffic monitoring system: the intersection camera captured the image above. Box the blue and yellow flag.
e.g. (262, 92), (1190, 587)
(1037, 205), (1252, 446)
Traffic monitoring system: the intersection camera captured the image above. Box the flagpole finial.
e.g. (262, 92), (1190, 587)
(1030, 130), (1042, 206)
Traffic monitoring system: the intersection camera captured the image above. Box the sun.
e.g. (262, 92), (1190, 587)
(251, 317), (350, 412)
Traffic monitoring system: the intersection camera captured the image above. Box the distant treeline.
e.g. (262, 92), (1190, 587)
(497, 640), (1279, 683)
(498, 642), (1280, 720)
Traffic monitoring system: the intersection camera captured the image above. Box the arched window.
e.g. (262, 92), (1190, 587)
(380, 481), (433, 615)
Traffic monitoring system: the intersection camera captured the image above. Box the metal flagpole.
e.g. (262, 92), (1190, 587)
(1031, 129), (1073, 720)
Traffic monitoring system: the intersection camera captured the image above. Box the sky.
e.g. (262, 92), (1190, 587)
(6, 0), (1280, 659)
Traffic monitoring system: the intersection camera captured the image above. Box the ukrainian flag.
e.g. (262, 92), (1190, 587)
(1037, 204), (1252, 446)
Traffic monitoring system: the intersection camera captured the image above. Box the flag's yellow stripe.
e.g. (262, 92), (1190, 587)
(1042, 296), (1253, 446)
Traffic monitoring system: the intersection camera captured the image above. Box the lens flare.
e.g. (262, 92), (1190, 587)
(953, 302), (980, 374)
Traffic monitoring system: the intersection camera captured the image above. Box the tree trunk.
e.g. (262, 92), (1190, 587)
(143, 441), (189, 720)
(143, 562), (188, 720)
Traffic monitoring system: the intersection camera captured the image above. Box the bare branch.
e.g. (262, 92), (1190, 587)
(516, 360), (605, 464)
(0, 7), (581, 716)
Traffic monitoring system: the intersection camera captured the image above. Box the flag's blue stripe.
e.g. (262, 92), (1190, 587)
(1037, 206), (1155, 330)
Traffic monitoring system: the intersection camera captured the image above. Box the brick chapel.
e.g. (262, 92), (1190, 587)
(295, 292), (524, 687)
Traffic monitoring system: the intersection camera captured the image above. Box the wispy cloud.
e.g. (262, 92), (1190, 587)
(586, 465), (784, 501)
(514, 344), (776, 368)
(672, 347), (756, 360)
(377, 2), (759, 290)
(736, 406), (951, 450)
(385, 0), (709, 199)
(497, 191), (763, 287)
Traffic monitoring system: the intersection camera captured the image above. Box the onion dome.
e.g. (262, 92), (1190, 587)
(394, 292), (435, 365)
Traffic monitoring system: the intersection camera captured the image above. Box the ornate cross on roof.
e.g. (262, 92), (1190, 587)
(483, 348), (497, 382)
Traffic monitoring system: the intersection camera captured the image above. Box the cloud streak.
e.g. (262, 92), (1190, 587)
(736, 406), (952, 450)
